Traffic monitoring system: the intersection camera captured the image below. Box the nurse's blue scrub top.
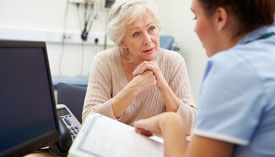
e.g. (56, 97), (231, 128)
(193, 26), (275, 157)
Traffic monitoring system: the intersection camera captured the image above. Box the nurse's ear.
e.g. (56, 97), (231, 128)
(213, 7), (229, 31)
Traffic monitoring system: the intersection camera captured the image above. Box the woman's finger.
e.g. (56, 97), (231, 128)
(133, 61), (145, 75)
(133, 61), (151, 76)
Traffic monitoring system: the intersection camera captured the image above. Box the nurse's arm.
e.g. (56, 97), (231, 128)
(185, 135), (233, 157)
(135, 112), (234, 157)
(161, 113), (234, 157)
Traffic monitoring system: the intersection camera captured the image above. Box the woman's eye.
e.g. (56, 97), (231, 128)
(193, 16), (197, 20)
(133, 32), (140, 37)
(149, 26), (156, 32)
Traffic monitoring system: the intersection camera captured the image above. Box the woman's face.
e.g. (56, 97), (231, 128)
(191, 0), (219, 57)
(121, 10), (160, 62)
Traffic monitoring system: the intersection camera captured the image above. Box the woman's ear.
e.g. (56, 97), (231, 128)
(214, 7), (228, 31)
(120, 40), (128, 49)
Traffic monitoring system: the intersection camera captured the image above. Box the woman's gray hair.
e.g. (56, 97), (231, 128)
(107, 0), (161, 46)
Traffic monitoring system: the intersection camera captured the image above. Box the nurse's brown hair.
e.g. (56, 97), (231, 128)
(198, 0), (275, 36)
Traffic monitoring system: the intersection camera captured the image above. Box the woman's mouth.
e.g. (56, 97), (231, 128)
(142, 47), (154, 54)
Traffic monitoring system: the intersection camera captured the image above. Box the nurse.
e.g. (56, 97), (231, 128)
(134, 0), (275, 156)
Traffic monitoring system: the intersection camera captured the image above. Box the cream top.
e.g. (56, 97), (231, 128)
(83, 47), (197, 134)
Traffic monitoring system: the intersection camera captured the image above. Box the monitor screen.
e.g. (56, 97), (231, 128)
(0, 41), (60, 156)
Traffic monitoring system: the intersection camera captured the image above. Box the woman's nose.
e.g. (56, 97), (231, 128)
(144, 32), (152, 45)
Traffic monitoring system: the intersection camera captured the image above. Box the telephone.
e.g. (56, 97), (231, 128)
(49, 104), (81, 156)
(56, 104), (81, 140)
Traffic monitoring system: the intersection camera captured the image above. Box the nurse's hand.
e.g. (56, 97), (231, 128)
(134, 113), (163, 137)
(133, 60), (167, 90)
(134, 112), (182, 137)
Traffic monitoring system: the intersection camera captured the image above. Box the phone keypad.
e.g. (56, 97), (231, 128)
(68, 125), (79, 139)
(61, 116), (80, 139)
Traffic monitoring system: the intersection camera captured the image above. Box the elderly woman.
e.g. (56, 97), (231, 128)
(134, 0), (275, 156)
(82, 0), (197, 133)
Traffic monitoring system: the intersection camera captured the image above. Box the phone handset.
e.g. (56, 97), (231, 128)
(49, 104), (82, 156)
(56, 104), (81, 140)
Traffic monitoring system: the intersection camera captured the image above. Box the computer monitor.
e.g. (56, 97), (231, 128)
(0, 40), (60, 156)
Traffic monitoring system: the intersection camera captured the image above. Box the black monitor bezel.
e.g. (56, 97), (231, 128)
(0, 40), (60, 157)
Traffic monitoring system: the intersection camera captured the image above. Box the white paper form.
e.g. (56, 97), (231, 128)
(69, 113), (164, 157)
